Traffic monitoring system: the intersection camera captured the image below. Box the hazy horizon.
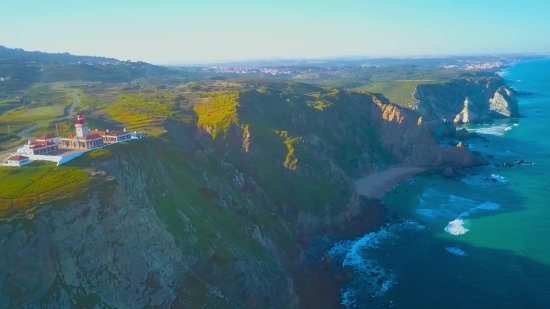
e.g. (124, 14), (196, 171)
(1, 0), (549, 64)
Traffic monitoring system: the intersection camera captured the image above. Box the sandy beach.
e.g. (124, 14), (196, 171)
(355, 167), (426, 199)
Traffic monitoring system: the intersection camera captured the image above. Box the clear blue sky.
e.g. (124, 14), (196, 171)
(1, 0), (548, 64)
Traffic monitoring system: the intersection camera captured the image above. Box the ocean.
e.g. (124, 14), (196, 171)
(328, 58), (550, 309)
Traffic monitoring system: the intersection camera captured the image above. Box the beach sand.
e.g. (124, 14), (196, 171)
(355, 167), (426, 198)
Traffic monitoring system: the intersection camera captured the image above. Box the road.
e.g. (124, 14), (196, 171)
(0, 90), (79, 156)
(17, 89), (80, 139)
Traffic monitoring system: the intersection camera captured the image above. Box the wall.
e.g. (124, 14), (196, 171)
(26, 154), (63, 164)
(57, 151), (85, 166)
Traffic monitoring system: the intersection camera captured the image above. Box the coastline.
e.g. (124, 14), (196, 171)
(355, 167), (426, 199)
(297, 167), (426, 309)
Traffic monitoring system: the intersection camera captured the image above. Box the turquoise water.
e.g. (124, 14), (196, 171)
(329, 58), (550, 308)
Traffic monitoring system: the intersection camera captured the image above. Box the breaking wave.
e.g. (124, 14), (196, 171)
(468, 123), (516, 136)
(443, 200), (500, 236)
(444, 219), (469, 235)
(329, 221), (425, 308)
(414, 189), (500, 236)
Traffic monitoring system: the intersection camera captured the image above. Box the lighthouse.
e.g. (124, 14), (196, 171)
(75, 113), (89, 138)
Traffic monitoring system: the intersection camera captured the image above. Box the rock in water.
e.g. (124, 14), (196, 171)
(456, 128), (469, 139)
(442, 124), (457, 137)
(323, 252), (333, 265)
(477, 157), (489, 166)
(443, 167), (454, 178)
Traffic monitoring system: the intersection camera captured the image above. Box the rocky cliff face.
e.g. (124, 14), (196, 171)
(0, 81), (489, 308)
(0, 145), (300, 308)
(413, 77), (520, 123)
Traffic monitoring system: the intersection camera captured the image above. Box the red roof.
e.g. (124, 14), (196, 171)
(36, 134), (57, 141)
(90, 130), (130, 137)
(29, 140), (56, 148)
(81, 134), (103, 140)
(8, 155), (29, 161)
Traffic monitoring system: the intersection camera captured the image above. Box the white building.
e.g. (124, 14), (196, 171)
(2, 155), (31, 167)
(60, 113), (132, 149)
(17, 134), (59, 156)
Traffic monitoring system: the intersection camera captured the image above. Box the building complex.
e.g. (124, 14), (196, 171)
(1, 113), (145, 167)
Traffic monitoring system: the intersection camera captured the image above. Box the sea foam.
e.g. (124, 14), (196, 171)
(444, 219), (469, 235)
(445, 247), (468, 256)
(329, 221), (425, 308)
(443, 200), (501, 236)
(490, 174), (507, 183)
(416, 189), (500, 236)
(471, 124), (516, 136)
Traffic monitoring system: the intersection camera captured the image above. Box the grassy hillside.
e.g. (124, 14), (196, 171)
(0, 84), (72, 136)
(0, 162), (100, 219)
(354, 80), (442, 108)
(0, 78), (396, 222)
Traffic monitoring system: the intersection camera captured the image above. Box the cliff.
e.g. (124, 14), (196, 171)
(413, 77), (520, 123)
(0, 81), (488, 308)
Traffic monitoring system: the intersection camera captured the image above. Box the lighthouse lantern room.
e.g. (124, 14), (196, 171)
(75, 113), (89, 138)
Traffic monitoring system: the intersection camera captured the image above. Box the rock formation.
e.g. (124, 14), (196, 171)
(443, 167), (454, 178)
(414, 77), (520, 123)
(456, 128), (469, 139)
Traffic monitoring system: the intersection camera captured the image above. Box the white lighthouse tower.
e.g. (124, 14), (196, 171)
(75, 113), (89, 138)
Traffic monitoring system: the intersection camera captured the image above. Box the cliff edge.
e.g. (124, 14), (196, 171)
(413, 77), (520, 123)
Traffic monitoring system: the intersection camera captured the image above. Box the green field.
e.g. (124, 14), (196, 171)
(0, 133), (25, 151)
(14, 105), (67, 119)
(0, 84), (72, 138)
(0, 161), (98, 219)
(354, 80), (440, 109)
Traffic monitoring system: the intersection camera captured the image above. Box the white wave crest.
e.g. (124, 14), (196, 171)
(444, 219), (469, 235)
(490, 174), (507, 183)
(416, 189), (502, 236)
(330, 221), (425, 307)
(471, 124), (515, 136)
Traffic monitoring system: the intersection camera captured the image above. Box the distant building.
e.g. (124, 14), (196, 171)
(3, 155), (31, 167)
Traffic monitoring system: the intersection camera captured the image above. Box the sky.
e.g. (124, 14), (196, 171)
(1, 0), (549, 64)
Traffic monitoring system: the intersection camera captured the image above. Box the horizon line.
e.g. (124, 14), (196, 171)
(157, 51), (550, 66)
(2, 44), (549, 66)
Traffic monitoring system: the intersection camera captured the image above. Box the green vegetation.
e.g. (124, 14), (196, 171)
(354, 80), (439, 108)
(88, 148), (113, 161)
(106, 94), (178, 136)
(194, 91), (240, 138)
(0, 99), (20, 114)
(0, 85), (71, 137)
(306, 99), (333, 110)
(0, 133), (25, 151)
(0, 162), (97, 219)
(276, 131), (299, 170)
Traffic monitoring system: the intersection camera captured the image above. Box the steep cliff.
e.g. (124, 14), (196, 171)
(0, 81), (488, 308)
(413, 77), (520, 123)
